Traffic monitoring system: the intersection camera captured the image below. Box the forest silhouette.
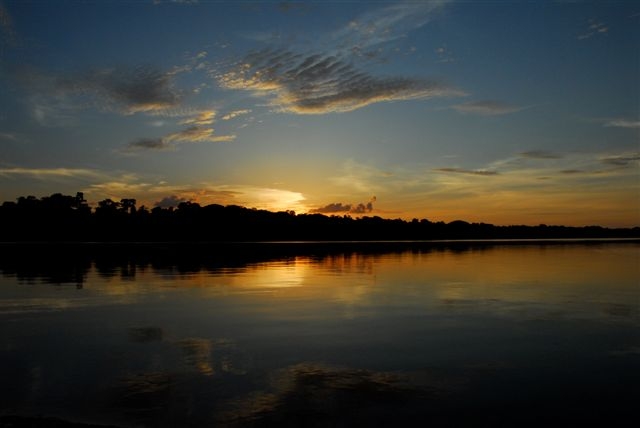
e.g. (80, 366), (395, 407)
(0, 192), (637, 242)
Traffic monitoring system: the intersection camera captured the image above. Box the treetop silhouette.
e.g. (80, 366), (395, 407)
(0, 192), (637, 242)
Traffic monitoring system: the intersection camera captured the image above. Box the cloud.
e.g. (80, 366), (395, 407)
(559, 169), (584, 174)
(165, 126), (236, 143)
(350, 201), (375, 214)
(154, 195), (188, 208)
(238, 187), (307, 212)
(332, 1), (451, 52)
(73, 66), (182, 114)
(518, 150), (563, 160)
(17, 66), (182, 117)
(179, 110), (216, 125)
(123, 110), (235, 152)
(310, 202), (353, 214)
(452, 100), (525, 116)
(603, 119), (640, 129)
(0, 167), (99, 179)
(221, 109), (252, 120)
(435, 45), (455, 63)
(85, 179), (243, 208)
(578, 20), (608, 40)
(329, 160), (394, 194)
(216, 2), (457, 115)
(0, 132), (18, 141)
(89, 180), (306, 213)
(599, 153), (640, 167)
(311, 196), (376, 214)
(433, 167), (499, 176)
(125, 137), (174, 152)
(484, 150), (640, 178)
(218, 49), (463, 114)
(122, 127), (234, 152)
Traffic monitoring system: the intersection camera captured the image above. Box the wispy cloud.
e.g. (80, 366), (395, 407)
(179, 110), (216, 125)
(123, 110), (235, 152)
(123, 128), (235, 153)
(435, 45), (455, 63)
(433, 167), (499, 176)
(0, 166), (307, 212)
(332, 1), (451, 52)
(141, 183), (306, 213)
(86, 179), (242, 208)
(452, 100), (525, 116)
(221, 109), (252, 120)
(518, 150), (563, 160)
(0, 132), (18, 141)
(219, 49), (463, 114)
(215, 1), (458, 115)
(16, 66), (182, 119)
(165, 126), (235, 143)
(599, 153), (640, 167)
(330, 160), (394, 194)
(603, 118), (640, 129)
(72, 66), (182, 114)
(486, 150), (640, 176)
(578, 19), (608, 40)
(0, 167), (99, 179)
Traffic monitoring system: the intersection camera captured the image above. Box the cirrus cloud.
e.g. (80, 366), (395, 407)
(221, 109), (252, 120)
(60, 66), (182, 114)
(332, 0), (451, 52)
(123, 110), (236, 153)
(179, 110), (216, 125)
(0, 167), (100, 179)
(433, 167), (499, 176)
(165, 126), (235, 143)
(451, 100), (525, 116)
(218, 48), (463, 114)
(518, 150), (563, 160)
(14, 65), (183, 120)
(603, 119), (640, 129)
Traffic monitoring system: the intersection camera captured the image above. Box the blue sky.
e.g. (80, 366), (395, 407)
(0, 0), (638, 226)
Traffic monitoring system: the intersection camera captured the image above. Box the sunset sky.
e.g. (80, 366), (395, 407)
(0, 0), (638, 226)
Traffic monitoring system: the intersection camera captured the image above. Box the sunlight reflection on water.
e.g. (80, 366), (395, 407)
(0, 242), (638, 427)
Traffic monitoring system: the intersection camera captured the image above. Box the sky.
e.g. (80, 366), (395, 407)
(0, 0), (638, 227)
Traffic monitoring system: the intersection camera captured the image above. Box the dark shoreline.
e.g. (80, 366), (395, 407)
(1, 237), (638, 249)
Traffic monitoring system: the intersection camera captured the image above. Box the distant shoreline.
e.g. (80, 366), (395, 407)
(2, 193), (638, 243)
(1, 238), (638, 253)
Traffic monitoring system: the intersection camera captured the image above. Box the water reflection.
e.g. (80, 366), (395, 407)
(0, 242), (638, 427)
(218, 363), (435, 427)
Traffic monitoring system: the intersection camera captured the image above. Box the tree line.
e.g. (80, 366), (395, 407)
(0, 192), (637, 242)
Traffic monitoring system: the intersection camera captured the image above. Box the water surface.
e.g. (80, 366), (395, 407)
(1, 242), (638, 427)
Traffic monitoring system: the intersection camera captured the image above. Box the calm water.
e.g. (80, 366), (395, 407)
(1, 242), (638, 427)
